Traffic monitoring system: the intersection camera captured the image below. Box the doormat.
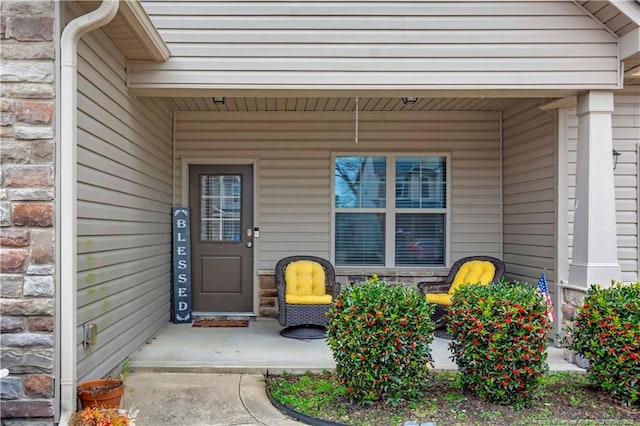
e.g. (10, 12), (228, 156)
(192, 318), (249, 328)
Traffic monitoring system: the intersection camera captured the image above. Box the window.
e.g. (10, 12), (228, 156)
(334, 155), (447, 266)
(200, 175), (241, 241)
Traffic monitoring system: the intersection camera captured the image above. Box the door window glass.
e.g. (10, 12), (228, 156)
(200, 175), (241, 241)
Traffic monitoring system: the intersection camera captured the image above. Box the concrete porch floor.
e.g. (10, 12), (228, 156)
(128, 318), (583, 373)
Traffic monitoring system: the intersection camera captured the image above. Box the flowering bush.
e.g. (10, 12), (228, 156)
(326, 275), (435, 405)
(447, 280), (551, 409)
(68, 407), (136, 426)
(567, 282), (640, 405)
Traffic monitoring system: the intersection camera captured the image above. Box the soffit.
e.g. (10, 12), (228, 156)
(576, 0), (638, 36)
(160, 97), (527, 112)
(77, 0), (169, 61)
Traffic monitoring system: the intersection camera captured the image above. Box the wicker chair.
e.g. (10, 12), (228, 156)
(276, 255), (341, 330)
(417, 255), (506, 328)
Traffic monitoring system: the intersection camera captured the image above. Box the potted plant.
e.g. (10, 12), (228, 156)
(77, 378), (124, 409)
(77, 359), (130, 409)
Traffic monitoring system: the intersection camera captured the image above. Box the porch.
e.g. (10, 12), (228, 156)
(128, 318), (583, 373)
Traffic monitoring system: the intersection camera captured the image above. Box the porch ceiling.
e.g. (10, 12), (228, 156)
(626, 61), (640, 86)
(161, 96), (528, 112)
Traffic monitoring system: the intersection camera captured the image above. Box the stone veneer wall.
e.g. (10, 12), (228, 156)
(258, 272), (447, 318)
(560, 287), (590, 368)
(1, 0), (57, 422)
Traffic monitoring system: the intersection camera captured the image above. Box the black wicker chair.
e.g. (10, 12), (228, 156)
(275, 255), (341, 338)
(417, 255), (506, 328)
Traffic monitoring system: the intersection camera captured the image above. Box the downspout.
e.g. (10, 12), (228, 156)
(499, 110), (504, 260)
(59, 0), (119, 421)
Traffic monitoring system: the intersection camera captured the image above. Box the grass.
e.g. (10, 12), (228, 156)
(266, 371), (640, 426)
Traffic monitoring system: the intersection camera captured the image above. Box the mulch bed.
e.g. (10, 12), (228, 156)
(192, 318), (249, 328)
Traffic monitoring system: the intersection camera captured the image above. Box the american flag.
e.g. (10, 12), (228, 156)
(537, 273), (556, 322)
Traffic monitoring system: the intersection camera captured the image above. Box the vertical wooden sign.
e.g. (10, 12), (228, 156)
(172, 207), (192, 323)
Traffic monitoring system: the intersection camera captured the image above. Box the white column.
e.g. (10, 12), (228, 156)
(568, 91), (621, 287)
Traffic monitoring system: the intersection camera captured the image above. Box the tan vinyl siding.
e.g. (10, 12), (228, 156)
(174, 111), (501, 269)
(132, 1), (619, 91)
(75, 21), (173, 380)
(567, 94), (640, 282)
(502, 101), (557, 285)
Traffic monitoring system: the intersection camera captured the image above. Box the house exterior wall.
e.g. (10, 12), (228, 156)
(174, 110), (502, 271)
(132, 1), (620, 91)
(0, 0), (57, 421)
(74, 17), (174, 381)
(502, 100), (557, 286)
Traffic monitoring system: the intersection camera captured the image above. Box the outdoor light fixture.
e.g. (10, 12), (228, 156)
(612, 149), (621, 169)
(212, 97), (225, 104)
(402, 97), (418, 104)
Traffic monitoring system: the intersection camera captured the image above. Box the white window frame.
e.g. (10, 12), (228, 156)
(331, 152), (451, 268)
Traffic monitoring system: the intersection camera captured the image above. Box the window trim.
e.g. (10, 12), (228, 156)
(331, 152), (451, 268)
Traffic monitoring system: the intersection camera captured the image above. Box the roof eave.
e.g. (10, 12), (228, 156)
(118, 0), (169, 62)
(610, 0), (640, 26)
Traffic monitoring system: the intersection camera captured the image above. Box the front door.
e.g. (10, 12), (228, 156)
(189, 164), (254, 313)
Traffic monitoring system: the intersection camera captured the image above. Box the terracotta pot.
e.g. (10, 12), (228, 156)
(77, 378), (124, 409)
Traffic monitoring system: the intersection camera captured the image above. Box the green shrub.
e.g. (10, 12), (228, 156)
(447, 280), (551, 410)
(326, 275), (435, 405)
(567, 282), (640, 406)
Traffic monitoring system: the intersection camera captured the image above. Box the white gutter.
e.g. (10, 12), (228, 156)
(59, 0), (119, 421)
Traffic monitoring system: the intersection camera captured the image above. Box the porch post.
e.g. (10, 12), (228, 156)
(568, 91), (621, 288)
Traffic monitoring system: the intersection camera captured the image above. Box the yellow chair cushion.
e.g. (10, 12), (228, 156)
(284, 260), (331, 304)
(425, 293), (452, 306)
(286, 294), (333, 305)
(448, 260), (496, 295)
(425, 260), (496, 306)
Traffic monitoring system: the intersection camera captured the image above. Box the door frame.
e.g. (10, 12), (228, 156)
(181, 157), (260, 315)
